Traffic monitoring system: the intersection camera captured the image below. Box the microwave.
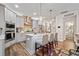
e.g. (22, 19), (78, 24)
(6, 23), (15, 28)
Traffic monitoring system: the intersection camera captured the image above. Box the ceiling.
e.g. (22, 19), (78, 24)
(4, 3), (79, 20)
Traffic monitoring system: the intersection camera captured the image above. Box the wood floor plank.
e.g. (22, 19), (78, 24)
(5, 43), (28, 56)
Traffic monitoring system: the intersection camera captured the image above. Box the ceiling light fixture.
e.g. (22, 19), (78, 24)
(14, 4), (19, 8)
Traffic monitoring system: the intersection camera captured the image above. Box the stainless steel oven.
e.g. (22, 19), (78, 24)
(5, 22), (15, 42)
(5, 31), (15, 42)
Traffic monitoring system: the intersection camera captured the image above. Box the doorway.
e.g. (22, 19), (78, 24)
(64, 15), (76, 41)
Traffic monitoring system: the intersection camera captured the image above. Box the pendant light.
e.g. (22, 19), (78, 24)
(39, 3), (42, 25)
(49, 9), (52, 20)
(49, 9), (52, 32)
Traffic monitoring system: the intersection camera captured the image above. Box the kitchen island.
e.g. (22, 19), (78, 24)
(25, 33), (51, 55)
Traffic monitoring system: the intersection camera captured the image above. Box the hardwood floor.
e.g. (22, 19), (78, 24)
(35, 40), (76, 56)
(5, 42), (29, 56)
(5, 39), (76, 56)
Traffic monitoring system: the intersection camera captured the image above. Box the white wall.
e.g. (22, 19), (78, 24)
(75, 12), (79, 34)
(56, 15), (64, 41)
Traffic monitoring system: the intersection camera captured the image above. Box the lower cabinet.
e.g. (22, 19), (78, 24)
(0, 39), (5, 56)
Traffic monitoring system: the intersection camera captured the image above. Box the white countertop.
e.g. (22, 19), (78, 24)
(26, 33), (51, 44)
(26, 33), (50, 36)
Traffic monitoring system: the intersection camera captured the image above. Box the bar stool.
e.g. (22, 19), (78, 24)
(35, 34), (49, 56)
(54, 33), (58, 47)
(47, 33), (55, 55)
(49, 33), (55, 48)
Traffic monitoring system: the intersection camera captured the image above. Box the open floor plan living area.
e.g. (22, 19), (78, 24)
(0, 3), (79, 56)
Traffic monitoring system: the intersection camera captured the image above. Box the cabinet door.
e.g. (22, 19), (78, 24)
(5, 8), (11, 22)
(10, 11), (16, 24)
(16, 16), (24, 27)
(0, 5), (5, 34)
(0, 40), (5, 56)
(5, 8), (16, 23)
(16, 16), (21, 27)
(20, 17), (24, 27)
(32, 20), (39, 28)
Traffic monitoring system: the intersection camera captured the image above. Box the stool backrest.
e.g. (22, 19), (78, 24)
(50, 33), (54, 42)
(55, 33), (58, 41)
(42, 34), (48, 45)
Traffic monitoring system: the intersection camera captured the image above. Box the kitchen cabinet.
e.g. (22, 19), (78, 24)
(16, 16), (24, 27)
(0, 4), (5, 56)
(0, 39), (5, 56)
(15, 33), (26, 42)
(25, 34), (35, 55)
(32, 20), (39, 29)
(0, 35), (5, 56)
(0, 5), (5, 35)
(5, 8), (16, 24)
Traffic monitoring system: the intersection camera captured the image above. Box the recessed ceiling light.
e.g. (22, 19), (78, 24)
(14, 4), (19, 8)
(33, 12), (37, 15)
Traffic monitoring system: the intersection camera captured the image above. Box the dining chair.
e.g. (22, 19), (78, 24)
(47, 33), (56, 56)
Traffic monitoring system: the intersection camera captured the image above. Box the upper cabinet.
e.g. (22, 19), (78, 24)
(0, 4), (5, 35)
(16, 16), (32, 27)
(16, 16), (24, 28)
(5, 8), (16, 24)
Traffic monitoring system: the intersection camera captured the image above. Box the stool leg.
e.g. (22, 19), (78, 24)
(51, 41), (54, 49)
(35, 43), (37, 51)
(48, 44), (51, 56)
(42, 46), (44, 56)
(35, 43), (37, 55)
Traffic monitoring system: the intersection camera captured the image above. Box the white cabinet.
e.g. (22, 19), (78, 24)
(15, 33), (26, 42)
(16, 16), (24, 27)
(32, 20), (39, 28)
(0, 39), (5, 56)
(26, 36), (35, 55)
(0, 5), (5, 56)
(5, 8), (16, 24)
(0, 5), (5, 35)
